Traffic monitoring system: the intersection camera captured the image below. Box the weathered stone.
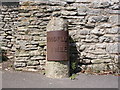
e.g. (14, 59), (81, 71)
(106, 43), (120, 54)
(6, 36), (14, 39)
(69, 30), (77, 36)
(28, 25), (39, 28)
(86, 9), (104, 15)
(39, 42), (46, 47)
(7, 56), (14, 59)
(27, 61), (40, 66)
(19, 13), (31, 17)
(97, 55), (110, 59)
(46, 17), (69, 78)
(1, 1), (119, 75)
(15, 57), (29, 61)
(77, 5), (89, 13)
(39, 60), (46, 65)
(91, 63), (107, 73)
(109, 10), (120, 14)
(24, 68), (38, 72)
(34, 13), (44, 17)
(92, 1), (111, 8)
(91, 59), (111, 64)
(82, 59), (91, 64)
(47, 6), (62, 11)
(47, 17), (68, 31)
(110, 0), (119, 3)
(78, 12), (87, 16)
(114, 36), (120, 42)
(52, 11), (61, 17)
(30, 32), (41, 35)
(99, 23), (112, 28)
(1, 46), (9, 50)
(106, 27), (120, 34)
(20, 21), (30, 26)
(99, 36), (111, 43)
(15, 45), (20, 49)
(0, 22), (5, 27)
(75, 0), (91, 2)
(17, 53), (29, 57)
(29, 50), (41, 56)
(79, 45), (86, 51)
(87, 49), (106, 55)
(91, 27), (105, 36)
(31, 56), (45, 60)
(95, 43), (106, 49)
(31, 41), (39, 45)
(85, 23), (95, 28)
(46, 61), (70, 78)
(65, 6), (77, 11)
(111, 4), (120, 10)
(61, 10), (77, 16)
(14, 62), (26, 68)
(66, 0), (75, 3)
(79, 29), (90, 35)
(109, 15), (120, 25)
(62, 16), (85, 19)
(6, 31), (13, 34)
(88, 16), (109, 23)
(17, 27), (28, 31)
(84, 38), (99, 43)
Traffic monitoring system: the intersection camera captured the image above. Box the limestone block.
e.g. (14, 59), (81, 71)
(91, 59), (111, 64)
(19, 13), (31, 17)
(61, 10), (77, 16)
(75, 0), (91, 2)
(109, 10), (120, 14)
(111, 4), (120, 10)
(91, 63), (107, 72)
(106, 43), (120, 54)
(109, 15), (120, 25)
(92, 1), (111, 8)
(99, 36), (112, 43)
(66, 0), (75, 3)
(46, 17), (68, 31)
(27, 61), (40, 66)
(46, 61), (70, 78)
(113, 35), (120, 42)
(106, 27), (120, 34)
(88, 16), (109, 23)
(29, 50), (41, 56)
(79, 29), (90, 35)
(91, 27), (105, 36)
(14, 62), (26, 68)
(31, 56), (45, 60)
(65, 6), (77, 11)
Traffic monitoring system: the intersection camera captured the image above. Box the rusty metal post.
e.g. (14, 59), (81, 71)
(46, 17), (70, 78)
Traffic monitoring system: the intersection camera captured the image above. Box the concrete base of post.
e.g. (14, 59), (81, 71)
(46, 61), (70, 78)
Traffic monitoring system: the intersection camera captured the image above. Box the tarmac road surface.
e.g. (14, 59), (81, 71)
(1, 71), (119, 88)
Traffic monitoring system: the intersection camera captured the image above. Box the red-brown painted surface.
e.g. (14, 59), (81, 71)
(47, 30), (69, 61)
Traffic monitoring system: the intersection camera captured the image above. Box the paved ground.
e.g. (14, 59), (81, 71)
(1, 71), (119, 88)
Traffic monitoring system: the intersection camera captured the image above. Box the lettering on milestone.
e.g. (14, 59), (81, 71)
(47, 37), (68, 42)
(47, 31), (68, 61)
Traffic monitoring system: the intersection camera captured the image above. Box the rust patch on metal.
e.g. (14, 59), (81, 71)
(47, 30), (69, 61)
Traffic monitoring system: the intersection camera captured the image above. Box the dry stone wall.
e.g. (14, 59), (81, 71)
(0, 0), (120, 74)
(0, 4), (18, 61)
